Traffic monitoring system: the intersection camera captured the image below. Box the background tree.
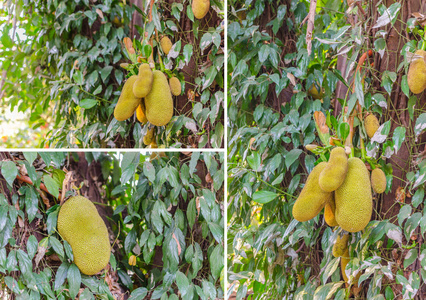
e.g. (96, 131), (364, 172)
(0, 0), (224, 148)
(0, 151), (224, 299)
(228, 0), (426, 299)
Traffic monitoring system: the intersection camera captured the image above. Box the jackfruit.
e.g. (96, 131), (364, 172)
(114, 75), (141, 121)
(133, 64), (153, 98)
(160, 37), (172, 55)
(143, 127), (155, 145)
(371, 168), (386, 194)
(407, 50), (426, 94)
(292, 162), (332, 222)
(332, 232), (349, 257)
(335, 157), (372, 233)
(308, 83), (324, 99)
(57, 196), (110, 275)
(324, 195), (338, 227)
(192, 0), (210, 19)
(319, 147), (348, 192)
(136, 103), (148, 124)
(150, 140), (158, 148)
(340, 249), (361, 285)
(145, 70), (173, 126)
(365, 114), (379, 138)
(169, 77), (182, 96)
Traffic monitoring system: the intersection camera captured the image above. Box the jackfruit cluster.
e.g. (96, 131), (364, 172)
(365, 114), (379, 138)
(114, 66), (177, 130)
(57, 196), (110, 275)
(292, 148), (375, 234)
(371, 168), (386, 194)
(192, 0), (210, 19)
(407, 50), (426, 94)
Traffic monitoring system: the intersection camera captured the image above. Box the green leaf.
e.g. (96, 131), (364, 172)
(187, 198), (197, 228)
(1, 161), (18, 187)
(209, 244), (224, 280)
(129, 287), (148, 300)
(121, 152), (140, 184)
(43, 174), (60, 199)
(143, 161), (155, 183)
(285, 149), (302, 169)
(67, 264), (82, 299)
(26, 235), (38, 260)
(252, 191), (278, 204)
(49, 236), (64, 259)
(54, 262), (69, 291)
(175, 271), (190, 295)
(79, 99), (98, 109)
(17, 249), (32, 275)
(23, 153), (37, 165)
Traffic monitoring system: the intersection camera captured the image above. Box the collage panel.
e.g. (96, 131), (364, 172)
(0, 151), (225, 299)
(0, 0), (224, 149)
(228, 0), (426, 299)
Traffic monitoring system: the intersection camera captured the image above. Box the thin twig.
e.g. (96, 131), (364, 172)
(305, 0), (317, 56)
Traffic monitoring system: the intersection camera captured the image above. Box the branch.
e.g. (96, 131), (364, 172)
(305, 0), (317, 56)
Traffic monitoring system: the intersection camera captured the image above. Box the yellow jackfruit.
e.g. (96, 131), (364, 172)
(143, 127), (155, 145)
(292, 162), (332, 222)
(129, 255), (136, 266)
(150, 140), (158, 148)
(169, 77), (182, 96)
(407, 50), (426, 94)
(160, 37), (172, 55)
(133, 64), (153, 98)
(57, 196), (110, 275)
(324, 194), (338, 227)
(136, 102), (148, 124)
(308, 83), (324, 99)
(335, 157), (372, 233)
(340, 249), (361, 285)
(319, 147), (348, 192)
(365, 114), (379, 138)
(114, 75), (141, 121)
(192, 0), (210, 19)
(371, 168), (386, 194)
(145, 70), (173, 126)
(332, 232), (349, 257)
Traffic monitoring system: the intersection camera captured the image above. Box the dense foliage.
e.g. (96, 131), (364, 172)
(0, 0), (224, 148)
(228, 0), (426, 299)
(0, 151), (224, 299)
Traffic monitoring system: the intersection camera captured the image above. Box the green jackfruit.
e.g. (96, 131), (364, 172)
(192, 0), (210, 19)
(292, 162), (332, 222)
(308, 83), (324, 99)
(143, 127), (155, 145)
(319, 147), (348, 192)
(332, 232), (349, 257)
(57, 196), (110, 275)
(371, 168), (386, 194)
(160, 36), (172, 55)
(114, 75), (141, 121)
(407, 50), (426, 94)
(169, 77), (181, 96)
(133, 64), (153, 98)
(145, 70), (173, 126)
(365, 114), (379, 138)
(136, 102), (148, 124)
(324, 194), (338, 227)
(335, 157), (372, 232)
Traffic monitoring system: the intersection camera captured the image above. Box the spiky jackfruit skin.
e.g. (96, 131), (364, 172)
(319, 147), (348, 192)
(332, 233), (349, 257)
(133, 64), (153, 98)
(145, 70), (173, 126)
(371, 168), (386, 194)
(114, 75), (141, 121)
(57, 196), (110, 275)
(324, 195), (338, 227)
(292, 162), (332, 222)
(169, 77), (182, 96)
(408, 50), (426, 94)
(335, 158), (372, 233)
(136, 103), (148, 124)
(160, 37), (172, 55)
(365, 114), (380, 138)
(192, 0), (210, 19)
